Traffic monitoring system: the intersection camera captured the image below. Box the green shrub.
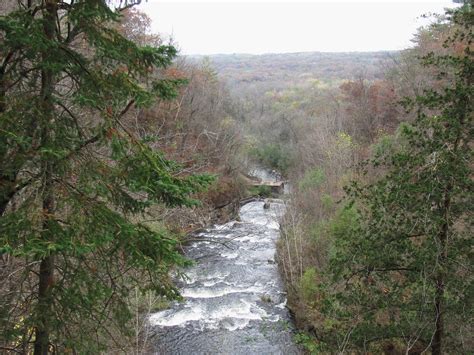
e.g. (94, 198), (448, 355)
(298, 167), (326, 191)
(294, 332), (321, 354)
(328, 205), (359, 240)
(320, 194), (334, 211)
(249, 143), (291, 173)
(299, 267), (318, 302)
(372, 133), (395, 160)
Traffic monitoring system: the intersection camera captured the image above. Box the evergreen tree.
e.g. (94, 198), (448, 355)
(0, 0), (212, 353)
(324, 2), (473, 353)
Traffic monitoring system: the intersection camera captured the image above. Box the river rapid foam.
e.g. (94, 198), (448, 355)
(150, 200), (300, 354)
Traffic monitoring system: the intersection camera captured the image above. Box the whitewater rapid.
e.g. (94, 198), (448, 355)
(149, 200), (299, 354)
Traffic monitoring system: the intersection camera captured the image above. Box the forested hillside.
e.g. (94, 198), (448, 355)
(201, 49), (401, 175)
(0, 0), (472, 354)
(199, 3), (472, 354)
(193, 51), (394, 91)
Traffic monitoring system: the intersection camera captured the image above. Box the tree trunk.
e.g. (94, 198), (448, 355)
(34, 1), (57, 353)
(432, 174), (453, 355)
(33, 255), (55, 355)
(0, 49), (15, 215)
(0, 179), (15, 216)
(432, 214), (448, 355)
(34, 156), (55, 355)
(34, 154), (55, 355)
(432, 277), (444, 355)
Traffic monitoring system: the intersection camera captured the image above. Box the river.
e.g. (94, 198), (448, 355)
(149, 199), (300, 354)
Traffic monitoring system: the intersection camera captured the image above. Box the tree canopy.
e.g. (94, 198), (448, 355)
(0, 1), (212, 353)
(317, 3), (473, 353)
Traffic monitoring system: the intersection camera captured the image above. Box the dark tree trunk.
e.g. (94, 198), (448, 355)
(33, 255), (55, 355)
(432, 215), (448, 355)
(0, 180), (15, 216)
(33, 1), (57, 353)
(34, 160), (56, 355)
(34, 157), (55, 355)
(432, 277), (444, 355)
(432, 171), (454, 355)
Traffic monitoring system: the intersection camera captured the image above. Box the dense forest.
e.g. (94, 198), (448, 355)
(0, 1), (245, 353)
(205, 3), (472, 354)
(0, 0), (472, 354)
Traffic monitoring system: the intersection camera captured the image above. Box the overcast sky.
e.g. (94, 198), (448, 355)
(137, 0), (457, 55)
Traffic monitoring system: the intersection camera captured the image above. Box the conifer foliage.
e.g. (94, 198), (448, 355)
(323, 2), (473, 353)
(0, 0), (212, 353)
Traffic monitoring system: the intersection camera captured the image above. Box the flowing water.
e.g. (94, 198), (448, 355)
(150, 200), (300, 354)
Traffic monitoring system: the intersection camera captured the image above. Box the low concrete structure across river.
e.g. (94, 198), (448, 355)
(249, 180), (286, 194)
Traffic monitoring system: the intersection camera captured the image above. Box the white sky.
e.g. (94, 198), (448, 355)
(137, 0), (457, 55)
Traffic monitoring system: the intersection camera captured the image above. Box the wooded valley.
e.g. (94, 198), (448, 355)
(0, 0), (472, 354)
